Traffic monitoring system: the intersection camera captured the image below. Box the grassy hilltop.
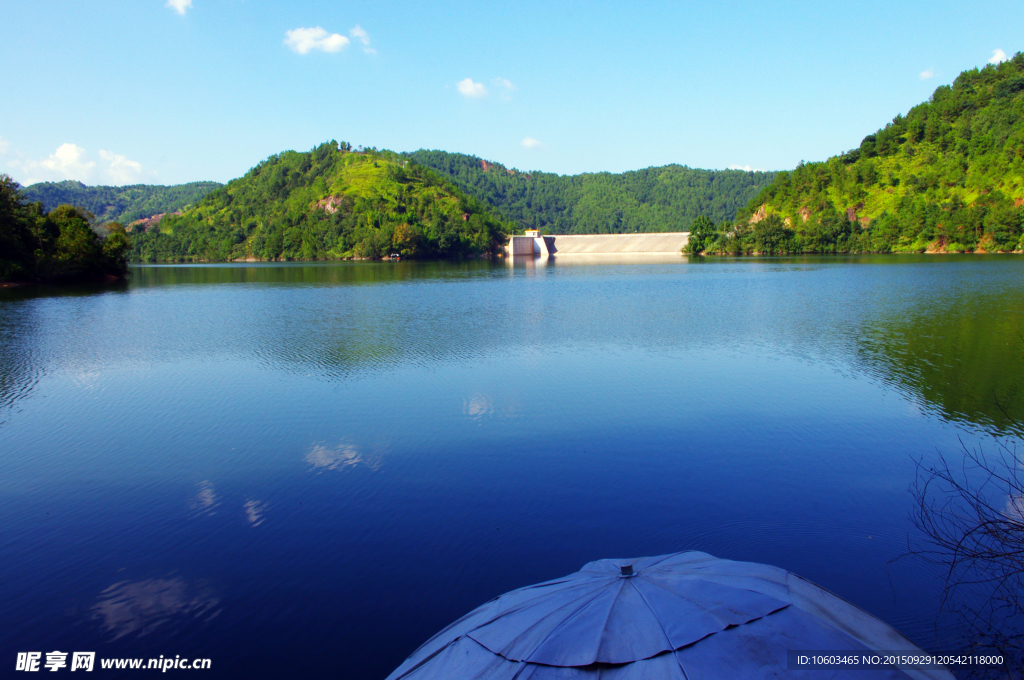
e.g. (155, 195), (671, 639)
(408, 150), (776, 234)
(690, 52), (1024, 255)
(130, 143), (509, 262)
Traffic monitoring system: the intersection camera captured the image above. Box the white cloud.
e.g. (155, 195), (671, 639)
(0, 136), (9, 155)
(11, 143), (96, 184)
(7, 143), (150, 185)
(284, 27), (349, 54)
(457, 78), (487, 98)
(990, 48), (1008, 64)
(166, 0), (191, 15)
(99, 149), (145, 184)
(349, 25), (375, 54)
(350, 25), (369, 44)
(521, 137), (544, 149)
(919, 68), (934, 80)
(728, 164), (766, 172)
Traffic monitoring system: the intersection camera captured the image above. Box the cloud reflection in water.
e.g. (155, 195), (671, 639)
(1004, 494), (1024, 522)
(463, 393), (494, 419)
(244, 499), (268, 526)
(305, 442), (381, 472)
(91, 578), (221, 640)
(187, 481), (219, 516)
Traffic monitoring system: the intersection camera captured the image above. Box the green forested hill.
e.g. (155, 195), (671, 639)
(130, 142), (509, 262)
(705, 52), (1024, 255)
(407, 150), (777, 234)
(21, 180), (222, 226)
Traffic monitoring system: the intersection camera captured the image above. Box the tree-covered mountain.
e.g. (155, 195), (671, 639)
(130, 142), (509, 262)
(1, 175), (130, 283)
(21, 180), (222, 227)
(406, 150), (777, 234)
(697, 52), (1024, 255)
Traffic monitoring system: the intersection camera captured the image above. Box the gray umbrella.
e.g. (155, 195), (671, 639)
(386, 551), (953, 680)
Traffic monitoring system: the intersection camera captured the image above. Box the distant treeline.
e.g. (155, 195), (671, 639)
(21, 180), (222, 226)
(129, 142), (509, 262)
(687, 52), (1024, 255)
(0, 175), (130, 283)
(407, 151), (777, 234)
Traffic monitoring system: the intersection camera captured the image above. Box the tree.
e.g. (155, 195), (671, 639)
(742, 53), (1024, 255)
(0, 174), (128, 283)
(909, 433), (1024, 672)
(103, 223), (131, 271)
(752, 215), (790, 254)
(684, 215), (716, 254)
(0, 174), (35, 280)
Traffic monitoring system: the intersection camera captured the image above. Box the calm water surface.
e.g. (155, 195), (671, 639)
(2, 255), (1022, 677)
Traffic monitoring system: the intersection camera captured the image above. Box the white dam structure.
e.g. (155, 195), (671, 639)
(507, 230), (690, 256)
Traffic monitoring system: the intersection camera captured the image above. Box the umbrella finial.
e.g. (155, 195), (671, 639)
(620, 564), (634, 577)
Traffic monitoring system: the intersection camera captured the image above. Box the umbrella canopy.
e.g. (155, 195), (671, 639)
(386, 551), (953, 680)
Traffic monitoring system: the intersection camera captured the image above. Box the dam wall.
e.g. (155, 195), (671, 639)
(509, 236), (553, 255)
(508, 232), (689, 255)
(509, 236), (536, 255)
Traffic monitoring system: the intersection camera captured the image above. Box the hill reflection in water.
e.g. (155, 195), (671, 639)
(107, 256), (1024, 435)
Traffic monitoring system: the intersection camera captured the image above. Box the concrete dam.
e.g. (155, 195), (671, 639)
(507, 231), (689, 256)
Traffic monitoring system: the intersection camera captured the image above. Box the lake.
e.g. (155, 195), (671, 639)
(2, 255), (1022, 677)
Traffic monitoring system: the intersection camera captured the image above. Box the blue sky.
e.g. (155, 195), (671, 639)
(1, 0), (1020, 186)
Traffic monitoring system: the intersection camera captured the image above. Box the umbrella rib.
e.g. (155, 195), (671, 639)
(474, 579), (610, 631)
(507, 660), (532, 680)
(639, 576), (790, 634)
(591, 577), (630, 661)
(470, 581), (613, 662)
(514, 579), (624, 664)
(642, 553), (684, 569)
(627, 579), (688, 664)
(672, 652), (693, 680)
(387, 637), (462, 680)
(626, 580), (694, 680)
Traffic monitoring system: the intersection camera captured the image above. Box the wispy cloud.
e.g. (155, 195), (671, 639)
(284, 27), (349, 54)
(919, 68), (934, 80)
(990, 48), (1008, 64)
(457, 78), (487, 98)
(349, 25), (375, 54)
(728, 164), (766, 172)
(521, 137), (544, 150)
(492, 77), (515, 100)
(7, 143), (150, 185)
(99, 149), (145, 184)
(0, 136), (9, 155)
(166, 0), (191, 15)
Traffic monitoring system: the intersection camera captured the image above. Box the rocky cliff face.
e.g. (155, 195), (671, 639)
(127, 212), (180, 232)
(313, 195), (349, 214)
(749, 204), (767, 224)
